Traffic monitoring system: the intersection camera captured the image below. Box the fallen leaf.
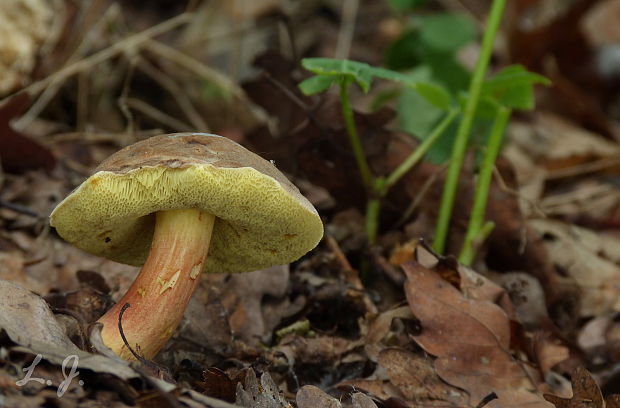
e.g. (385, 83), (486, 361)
(544, 367), (604, 408)
(403, 261), (551, 407)
(220, 265), (291, 345)
(296, 385), (342, 408)
(350, 393), (379, 408)
(363, 306), (414, 361)
(0, 94), (56, 173)
(378, 348), (467, 406)
(202, 367), (237, 403)
(235, 368), (291, 408)
(581, 0), (620, 47)
(529, 219), (620, 317)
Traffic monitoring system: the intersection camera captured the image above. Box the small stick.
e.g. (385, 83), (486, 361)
(118, 303), (172, 381)
(3, 12), (193, 102)
(325, 236), (377, 314)
(118, 303), (145, 363)
(476, 392), (498, 408)
(0, 201), (39, 218)
(262, 72), (310, 112)
(124, 98), (194, 132)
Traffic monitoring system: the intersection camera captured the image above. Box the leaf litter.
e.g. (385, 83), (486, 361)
(0, 0), (620, 407)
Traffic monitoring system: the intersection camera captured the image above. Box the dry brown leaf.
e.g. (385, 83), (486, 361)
(363, 306), (413, 361)
(0, 96), (56, 173)
(0, 279), (79, 352)
(0, 279), (138, 381)
(581, 0), (620, 47)
(378, 348), (467, 406)
(201, 367), (238, 403)
(532, 333), (570, 375)
(505, 113), (620, 215)
(350, 393), (379, 408)
(529, 219), (620, 316)
(235, 369), (291, 408)
(493, 272), (550, 329)
(403, 261), (550, 408)
(220, 265), (291, 345)
(544, 367), (604, 408)
(296, 385), (342, 408)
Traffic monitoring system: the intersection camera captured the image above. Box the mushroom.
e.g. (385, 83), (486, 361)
(50, 133), (323, 360)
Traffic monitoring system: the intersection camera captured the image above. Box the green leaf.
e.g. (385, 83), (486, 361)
(482, 65), (551, 110)
(398, 86), (443, 141)
(367, 66), (414, 84)
(301, 58), (375, 92)
(298, 75), (337, 95)
(300, 58), (427, 94)
(371, 88), (401, 111)
(414, 82), (451, 110)
(420, 14), (475, 52)
(388, 0), (427, 13)
(386, 30), (423, 70)
(420, 50), (471, 92)
(300, 58), (452, 110)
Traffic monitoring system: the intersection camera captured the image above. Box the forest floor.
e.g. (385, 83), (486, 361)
(1, 1), (620, 407)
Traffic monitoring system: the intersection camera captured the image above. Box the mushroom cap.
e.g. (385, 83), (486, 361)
(50, 133), (323, 274)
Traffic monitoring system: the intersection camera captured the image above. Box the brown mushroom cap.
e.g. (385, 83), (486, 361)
(50, 133), (323, 274)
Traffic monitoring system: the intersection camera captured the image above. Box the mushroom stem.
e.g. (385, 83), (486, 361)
(97, 208), (215, 360)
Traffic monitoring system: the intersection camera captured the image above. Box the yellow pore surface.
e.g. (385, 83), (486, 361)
(50, 164), (323, 274)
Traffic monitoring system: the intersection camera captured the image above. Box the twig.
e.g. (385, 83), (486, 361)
(492, 166), (547, 218)
(261, 72), (324, 137)
(118, 57), (138, 137)
(262, 72), (310, 112)
(4, 12), (193, 102)
(325, 235), (377, 314)
(391, 164), (444, 229)
(326, 235), (355, 275)
(0, 201), (39, 218)
(12, 4), (122, 130)
(135, 57), (209, 131)
(545, 156), (620, 180)
(276, 12), (298, 61)
(335, 0), (359, 59)
(118, 303), (144, 362)
(118, 304), (180, 408)
(369, 246), (405, 285)
(144, 39), (246, 101)
(124, 98), (194, 132)
(76, 71), (89, 131)
(475, 392), (498, 408)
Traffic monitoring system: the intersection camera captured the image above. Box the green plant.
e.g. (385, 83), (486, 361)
(299, 58), (457, 243)
(383, 10), (476, 163)
(431, 0), (550, 263)
(298, 1), (548, 262)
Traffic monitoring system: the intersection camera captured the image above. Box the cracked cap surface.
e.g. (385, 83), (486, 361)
(50, 133), (323, 274)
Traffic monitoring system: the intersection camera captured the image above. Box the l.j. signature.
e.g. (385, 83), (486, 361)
(16, 354), (84, 397)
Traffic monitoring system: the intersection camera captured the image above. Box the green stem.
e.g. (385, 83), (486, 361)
(433, 0), (507, 254)
(384, 109), (458, 190)
(340, 81), (374, 190)
(366, 198), (381, 244)
(459, 106), (511, 265)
